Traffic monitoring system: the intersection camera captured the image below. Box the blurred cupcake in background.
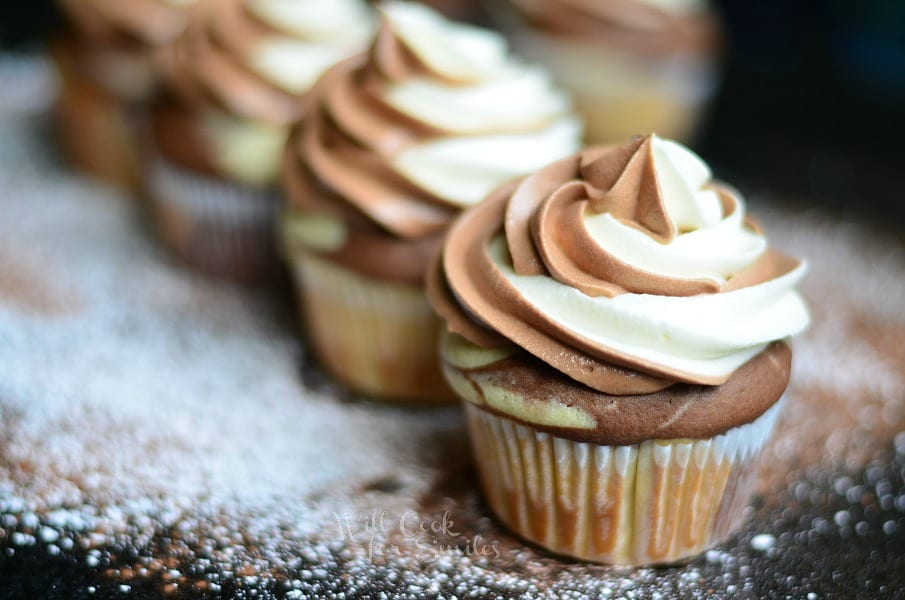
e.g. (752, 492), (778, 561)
(491, 0), (722, 144)
(149, 0), (374, 282)
(281, 1), (581, 403)
(52, 0), (199, 189)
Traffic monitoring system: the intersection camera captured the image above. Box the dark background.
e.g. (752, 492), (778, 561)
(1, 0), (904, 226)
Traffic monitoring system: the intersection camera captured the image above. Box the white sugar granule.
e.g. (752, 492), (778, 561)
(749, 534), (776, 552)
(1, 55), (904, 599)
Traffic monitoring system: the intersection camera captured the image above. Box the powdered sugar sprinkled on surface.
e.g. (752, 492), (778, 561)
(1, 55), (904, 598)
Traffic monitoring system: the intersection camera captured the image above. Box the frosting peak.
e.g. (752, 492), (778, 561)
(379, 2), (509, 84)
(536, 135), (720, 245)
(579, 135), (675, 242)
(429, 138), (810, 395)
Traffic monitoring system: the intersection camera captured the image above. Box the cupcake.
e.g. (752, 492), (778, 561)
(491, 0), (722, 144)
(52, 0), (199, 188)
(148, 0), (374, 281)
(280, 1), (581, 403)
(428, 134), (810, 564)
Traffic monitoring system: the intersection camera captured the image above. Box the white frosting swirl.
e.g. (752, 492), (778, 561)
(245, 0), (374, 94)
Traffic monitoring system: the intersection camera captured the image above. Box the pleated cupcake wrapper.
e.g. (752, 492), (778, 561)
(287, 250), (455, 404)
(464, 400), (782, 565)
(147, 155), (280, 283)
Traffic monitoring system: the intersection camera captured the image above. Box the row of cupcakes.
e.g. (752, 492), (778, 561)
(52, 0), (722, 194)
(50, 0), (809, 567)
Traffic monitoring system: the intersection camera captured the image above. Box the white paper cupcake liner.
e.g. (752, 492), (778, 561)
(465, 400), (782, 565)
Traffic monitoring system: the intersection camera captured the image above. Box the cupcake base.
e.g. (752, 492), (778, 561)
(146, 156), (281, 283)
(287, 249), (455, 405)
(463, 401), (781, 565)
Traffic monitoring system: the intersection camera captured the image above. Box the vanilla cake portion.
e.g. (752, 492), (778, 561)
(1, 56), (904, 597)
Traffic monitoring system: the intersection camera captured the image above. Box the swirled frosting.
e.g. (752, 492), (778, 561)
(282, 1), (581, 273)
(157, 0), (374, 126)
(506, 0), (719, 56)
(58, 0), (198, 49)
(429, 134), (810, 395)
(152, 0), (374, 185)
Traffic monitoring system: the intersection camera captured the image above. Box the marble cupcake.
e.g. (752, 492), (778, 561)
(492, 0), (721, 144)
(52, 0), (198, 189)
(281, 1), (581, 403)
(428, 134), (810, 564)
(149, 0), (374, 281)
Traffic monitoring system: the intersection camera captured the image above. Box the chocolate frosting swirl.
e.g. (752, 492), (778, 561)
(282, 2), (580, 281)
(428, 135), (810, 395)
(283, 54), (454, 239)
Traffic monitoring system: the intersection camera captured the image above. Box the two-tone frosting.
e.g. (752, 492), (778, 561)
(506, 0), (719, 56)
(158, 0), (373, 125)
(154, 0), (374, 185)
(430, 134), (810, 396)
(282, 1), (581, 280)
